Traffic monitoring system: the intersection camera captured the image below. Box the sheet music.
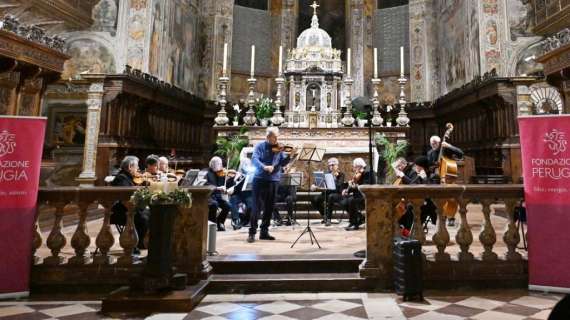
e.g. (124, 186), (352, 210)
(324, 173), (336, 190)
(313, 171), (325, 188)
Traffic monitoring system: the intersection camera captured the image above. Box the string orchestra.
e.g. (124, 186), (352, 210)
(110, 123), (464, 246)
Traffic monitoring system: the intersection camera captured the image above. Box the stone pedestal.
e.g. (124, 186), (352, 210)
(358, 187), (396, 285)
(172, 187), (213, 283)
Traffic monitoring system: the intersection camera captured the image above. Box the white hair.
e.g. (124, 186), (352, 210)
(266, 126), (279, 138)
(209, 156), (223, 171)
(327, 157), (339, 166)
(430, 135), (441, 144)
(120, 156), (139, 171)
(353, 157), (366, 168)
(158, 156), (168, 164)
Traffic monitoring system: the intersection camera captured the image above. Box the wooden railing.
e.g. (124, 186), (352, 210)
(34, 186), (213, 290)
(359, 184), (526, 287)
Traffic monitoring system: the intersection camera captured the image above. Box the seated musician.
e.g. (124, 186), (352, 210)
(273, 171), (295, 226)
(226, 157), (254, 230)
(158, 156), (170, 173)
(394, 157), (433, 233)
(426, 135), (464, 226)
(342, 158), (372, 231)
(205, 156), (231, 231)
(427, 135), (464, 178)
(310, 157), (345, 227)
(143, 155), (161, 182)
(110, 156), (149, 253)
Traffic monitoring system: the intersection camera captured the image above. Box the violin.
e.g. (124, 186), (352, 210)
(216, 169), (226, 177)
(349, 169), (364, 189)
(132, 171), (158, 186)
(271, 143), (296, 154)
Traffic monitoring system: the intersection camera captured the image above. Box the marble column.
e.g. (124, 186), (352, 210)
(199, 0), (234, 100)
(172, 187), (213, 283)
(348, 0), (365, 96)
(76, 74), (105, 187)
(409, 0), (436, 102)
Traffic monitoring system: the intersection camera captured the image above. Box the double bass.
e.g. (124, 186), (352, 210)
(438, 123), (458, 217)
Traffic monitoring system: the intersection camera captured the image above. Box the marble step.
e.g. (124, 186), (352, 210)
(209, 255), (363, 274)
(207, 273), (371, 294)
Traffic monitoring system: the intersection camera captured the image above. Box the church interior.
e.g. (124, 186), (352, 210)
(1, 0), (570, 319)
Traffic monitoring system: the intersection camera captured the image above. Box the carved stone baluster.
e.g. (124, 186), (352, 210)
(117, 201), (139, 265)
(455, 198), (474, 261)
(69, 202), (91, 265)
(93, 201), (115, 265)
(32, 206), (43, 265)
(479, 199), (498, 261)
(43, 202), (67, 266)
(432, 200), (450, 261)
(503, 199), (522, 261)
(410, 199), (426, 244)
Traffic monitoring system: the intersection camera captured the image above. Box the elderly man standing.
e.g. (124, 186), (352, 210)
(248, 127), (294, 243)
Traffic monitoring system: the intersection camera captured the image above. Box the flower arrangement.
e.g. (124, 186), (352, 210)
(131, 185), (192, 209)
(254, 96), (275, 120)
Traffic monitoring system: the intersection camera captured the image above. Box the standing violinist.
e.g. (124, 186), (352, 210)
(248, 127), (294, 243)
(206, 156), (231, 231)
(310, 157), (345, 226)
(342, 158), (372, 231)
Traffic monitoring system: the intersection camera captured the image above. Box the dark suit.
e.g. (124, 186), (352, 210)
(427, 144), (464, 176)
(110, 169), (149, 249)
(205, 169), (231, 226)
(310, 171), (345, 221)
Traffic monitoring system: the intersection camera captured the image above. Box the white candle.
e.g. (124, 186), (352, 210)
(250, 45), (255, 78)
(347, 48), (351, 76)
(373, 48), (378, 78)
(278, 45), (283, 75)
(222, 43), (228, 76)
(400, 46), (404, 76)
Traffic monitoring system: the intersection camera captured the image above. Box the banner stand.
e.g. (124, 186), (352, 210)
(0, 116), (47, 297)
(519, 115), (570, 294)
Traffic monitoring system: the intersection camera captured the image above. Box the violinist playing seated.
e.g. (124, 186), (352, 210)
(110, 155), (149, 254)
(342, 158), (373, 231)
(310, 157), (345, 227)
(206, 156), (231, 231)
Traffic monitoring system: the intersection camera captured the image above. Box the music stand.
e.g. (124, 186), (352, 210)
(279, 173), (302, 226)
(291, 144), (325, 248)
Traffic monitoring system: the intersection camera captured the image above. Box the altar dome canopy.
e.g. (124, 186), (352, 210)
(286, 10), (343, 74)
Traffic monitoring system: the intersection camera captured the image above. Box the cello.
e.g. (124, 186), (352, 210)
(438, 123), (458, 217)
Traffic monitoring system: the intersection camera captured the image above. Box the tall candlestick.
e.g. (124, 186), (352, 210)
(347, 48), (351, 77)
(374, 48), (378, 78)
(250, 45), (255, 77)
(222, 43), (228, 76)
(400, 46), (404, 76)
(278, 45), (283, 75)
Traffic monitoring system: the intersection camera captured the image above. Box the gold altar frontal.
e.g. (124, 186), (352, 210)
(214, 126), (408, 188)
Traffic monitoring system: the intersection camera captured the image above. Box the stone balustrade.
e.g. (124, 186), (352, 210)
(33, 186), (212, 290)
(359, 184), (526, 287)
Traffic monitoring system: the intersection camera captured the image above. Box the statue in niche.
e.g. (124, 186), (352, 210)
(294, 92), (301, 111)
(92, 0), (118, 34)
(508, 0), (534, 41)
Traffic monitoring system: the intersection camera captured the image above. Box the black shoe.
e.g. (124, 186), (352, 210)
(320, 219), (326, 224)
(247, 234), (255, 243)
(232, 219), (242, 230)
(325, 219), (331, 227)
(345, 225), (355, 231)
(217, 223), (226, 231)
(260, 233), (276, 240)
(284, 217), (292, 226)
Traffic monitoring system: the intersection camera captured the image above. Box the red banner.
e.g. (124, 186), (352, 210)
(519, 115), (570, 293)
(0, 116), (46, 297)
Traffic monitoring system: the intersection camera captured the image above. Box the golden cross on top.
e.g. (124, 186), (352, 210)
(310, 1), (320, 15)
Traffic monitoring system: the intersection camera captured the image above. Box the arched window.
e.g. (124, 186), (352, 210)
(235, 0), (268, 10)
(378, 0), (409, 9)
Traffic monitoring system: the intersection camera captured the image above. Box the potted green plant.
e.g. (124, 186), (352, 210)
(214, 127), (249, 170)
(255, 96), (275, 126)
(375, 134), (408, 184)
(354, 110), (368, 127)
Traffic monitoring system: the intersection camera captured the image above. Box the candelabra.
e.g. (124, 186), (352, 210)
(214, 76), (230, 126)
(243, 77), (258, 126)
(396, 75), (410, 127)
(271, 76), (286, 126)
(370, 78), (384, 127)
(341, 77), (355, 127)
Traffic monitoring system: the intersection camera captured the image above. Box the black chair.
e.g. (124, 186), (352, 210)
(273, 185), (298, 224)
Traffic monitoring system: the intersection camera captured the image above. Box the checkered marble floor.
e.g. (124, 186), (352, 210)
(0, 291), (563, 319)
